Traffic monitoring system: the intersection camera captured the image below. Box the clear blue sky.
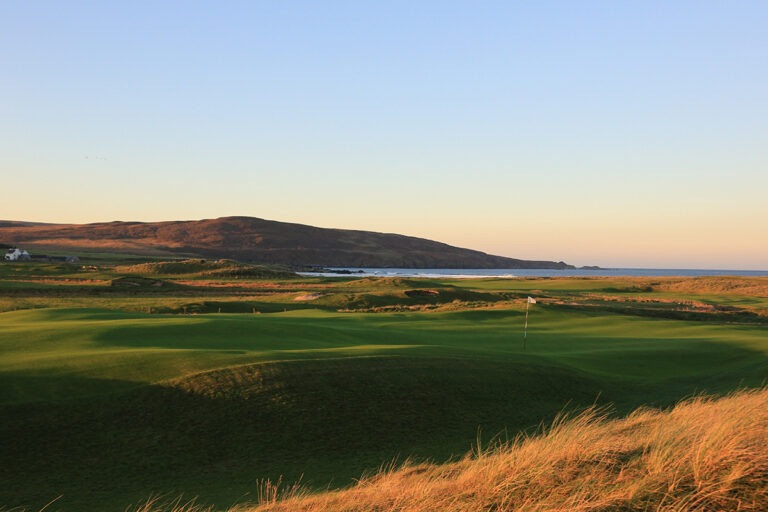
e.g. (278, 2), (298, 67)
(2, 1), (767, 268)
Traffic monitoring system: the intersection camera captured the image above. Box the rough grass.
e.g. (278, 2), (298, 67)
(128, 388), (768, 512)
(649, 276), (768, 297)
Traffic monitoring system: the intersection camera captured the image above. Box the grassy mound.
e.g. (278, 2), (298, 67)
(118, 259), (296, 279)
(135, 388), (768, 512)
(340, 277), (449, 288)
(312, 285), (505, 310)
(109, 276), (179, 288)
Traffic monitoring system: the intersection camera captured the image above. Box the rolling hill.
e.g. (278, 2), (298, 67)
(0, 217), (574, 268)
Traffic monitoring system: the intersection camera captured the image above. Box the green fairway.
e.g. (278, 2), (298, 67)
(2, 299), (767, 511)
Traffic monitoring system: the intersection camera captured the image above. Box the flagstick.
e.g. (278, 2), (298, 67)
(523, 300), (529, 350)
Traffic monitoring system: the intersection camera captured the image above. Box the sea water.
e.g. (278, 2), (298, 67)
(300, 268), (768, 278)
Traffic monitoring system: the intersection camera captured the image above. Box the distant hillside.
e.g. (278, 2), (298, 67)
(0, 216), (574, 269)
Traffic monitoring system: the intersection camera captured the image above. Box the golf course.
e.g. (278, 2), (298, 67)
(1, 260), (767, 511)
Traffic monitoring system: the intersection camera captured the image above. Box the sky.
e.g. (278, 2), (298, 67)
(1, 1), (767, 269)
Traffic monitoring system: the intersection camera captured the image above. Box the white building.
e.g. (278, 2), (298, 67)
(4, 248), (31, 261)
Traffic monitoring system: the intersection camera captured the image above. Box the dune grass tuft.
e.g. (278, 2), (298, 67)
(125, 388), (768, 512)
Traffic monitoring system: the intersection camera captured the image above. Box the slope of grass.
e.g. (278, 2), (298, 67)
(3, 306), (767, 405)
(0, 357), (610, 510)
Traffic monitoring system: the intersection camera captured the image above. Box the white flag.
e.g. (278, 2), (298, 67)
(528, 297), (536, 304)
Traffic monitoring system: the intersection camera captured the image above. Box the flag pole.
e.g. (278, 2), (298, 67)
(523, 300), (529, 350)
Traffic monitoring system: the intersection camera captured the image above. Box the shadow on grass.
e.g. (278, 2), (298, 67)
(0, 357), (610, 511)
(3, 341), (768, 512)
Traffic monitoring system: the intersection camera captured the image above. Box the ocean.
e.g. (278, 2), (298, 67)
(300, 268), (768, 278)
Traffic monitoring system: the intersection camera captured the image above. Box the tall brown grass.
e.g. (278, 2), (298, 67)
(133, 388), (768, 512)
(648, 277), (768, 297)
